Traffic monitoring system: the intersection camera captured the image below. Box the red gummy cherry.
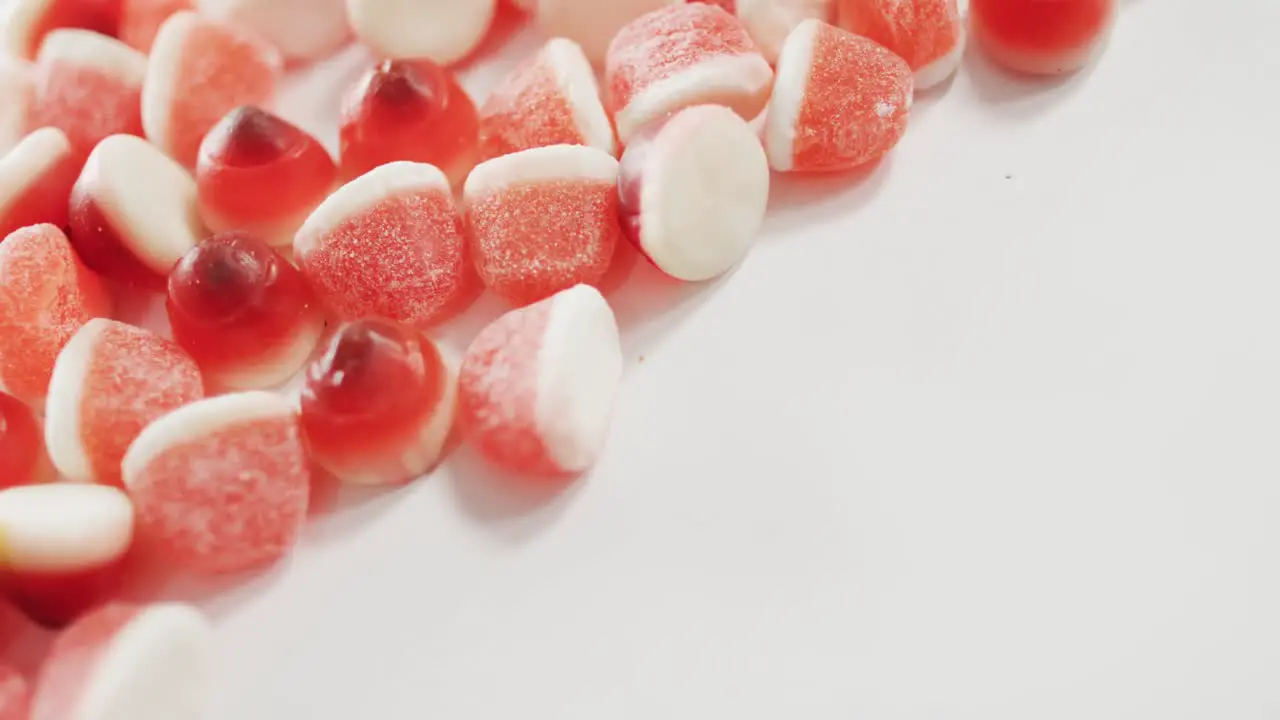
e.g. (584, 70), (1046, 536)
(339, 59), (479, 185)
(196, 106), (337, 246)
(970, 0), (1114, 74)
(0, 392), (42, 490)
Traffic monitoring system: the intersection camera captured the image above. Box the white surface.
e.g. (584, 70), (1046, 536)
(23, 1), (1276, 717)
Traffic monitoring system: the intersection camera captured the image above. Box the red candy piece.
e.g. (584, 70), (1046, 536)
(460, 284), (623, 477)
(533, 0), (672, 66)
(0, 666), (28, 720)
(143, 11), (283, 168)
(765, 19), (912, 172)
(300, 319), (456, 486)
(0, 224), (111, 405)
(69, 134), (203, 289)
(0, 391), (47, 489)
(479, 38), (616, 161)
(30, 29), (147, 158)
(30, 603), (213, 720)
(119, 0), (193, 52)
(167, 232), (325, 391)
(0, 58), (35, 156)
(837, 0), (963, 89)
(294, 161), (474, 328)
(196, 106), (337, 246)
(122, 392), (311, 574)
(0, 484), (134, 628)
(605, 3), (773, 142)
(196, 0), (350, 63)
(970, 0), (1115, 75)
(465, 144), (620, 306)
(1, 0), (121, 60)
(339, 59), (479, 186)
(0, 128), (79, 239)
(44, 319), (204, 487)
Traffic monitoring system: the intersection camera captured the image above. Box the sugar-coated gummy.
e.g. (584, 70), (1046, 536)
(0, 392), (43, 489)
(119, 0), (193, 52)
(196, 0), (350, 63)
(30, 30), (147, 158)
(836, 0), (962, 88)
(346, 0), (496, 65)
(534, 0), (674, 67)
(0, 127), (79, 239)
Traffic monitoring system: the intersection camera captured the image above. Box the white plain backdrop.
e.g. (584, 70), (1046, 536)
(12, 0), (1280, 717)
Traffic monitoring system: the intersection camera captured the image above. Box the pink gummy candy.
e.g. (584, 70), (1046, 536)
(294, 161), (475, 328)
(837, 0), (964, 89)
(122, 393), (311, 574)
(118, 0), (193, 52)
(30, 29), (147, 158)
(143, 11), (283, 168)
(0, 127), (79, 239)
(0, 391), (47, 489)
(970, 0), (1115, 75)
(533, 0), (672, 67)
(0, 666), (28, 720)
(2, 0), (121, 60)
(196, 0), (350, 63)
(0, 224), (111, 405)
(44, 319), (205, 487)
(764, 19), (912, 172)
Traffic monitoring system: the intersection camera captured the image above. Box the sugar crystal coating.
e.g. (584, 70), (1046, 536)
(143, 11), (283, 168)
(765, 19), (911, 172)
(0, 224), (111, 405)
(0, 392), (43, 489)
(970, 0), (1114, 75)
(30, 30), (147, 158)
(339, 59), (479, 185)
(122, 393), (310, 574)
(0, 127), (79, 239)
(465, 144), (621, 306)
(44, 319), (205, 487)
(836, 0), (963, 88)
(2, 0), (121, 60)
(0, 666), (28, 720)
(119, 0), (194, 52)
(197, 0), (350, 63)
(534, 0), (674, 67)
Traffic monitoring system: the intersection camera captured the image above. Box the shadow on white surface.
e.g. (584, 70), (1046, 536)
(962, 41), (1097, 115)
(443, 444), (585, 542)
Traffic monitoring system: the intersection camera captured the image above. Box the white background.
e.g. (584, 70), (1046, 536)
(14, 0), (1280, 717)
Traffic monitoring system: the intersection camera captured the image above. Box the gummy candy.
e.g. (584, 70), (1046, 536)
(836, 0), (963, 89)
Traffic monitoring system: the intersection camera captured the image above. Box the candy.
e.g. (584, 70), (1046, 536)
(0, 391), (47, 489)
(0, 58), (34, 156)
(606, 3), (773, 143)
(478, 38), (615, 161)
(764, 19), (912, 172)
(300, 319), (456, 485)
(618, 105), (768, 281)
(836, 0), (963, 89)
(29, 30), (147, 158)
(970, 0), (1115, 75)
(196, 106), (337, 246)
(0, 484), (134, 628)
(142, 11), (283, 168)
(295, 161), (473, 328)
(121, 392), (310, 574)
(196, 0), (349, 63)
(460, 284), (622, 476)
(44, 319), (204, 487)
(118, 0), (193, 52)
(346, 0), (496, 65)
(0, 224), (111, 405)
(533, 0), (673, 67)
(465, 144), (620, 306)
(734, 0), (833, 63)
(69, 134), (203, 289)
(1, 0), (120, 60)
(0, 666), (28, 720)
(167, 232), (325, 391)
(338, 59), (479, 185)
(29, 603), (213, 720)
(0, 127), (79, 239)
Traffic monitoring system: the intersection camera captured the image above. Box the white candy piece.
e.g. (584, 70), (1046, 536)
(0, 57), (33, 155)
(346, 0), (496, 65)
(30, 603), (214, 720)
(0, 127), (73, 221)
(618, 105), (768, 282)
(735, 0), (833, 63)
(72, 134), (202, 276)
(35, 28), (148, 86)
(0, 484), (133, 574)
(196, 0), (350, 62)
(534, 0), (675, 67)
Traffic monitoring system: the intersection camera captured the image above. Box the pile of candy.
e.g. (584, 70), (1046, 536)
(0, 0), (1119, 716)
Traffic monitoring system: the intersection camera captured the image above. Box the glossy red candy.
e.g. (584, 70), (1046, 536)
(196, 106), (337, 247)
(300, 319), (455, 485)
(168, 232), (325, 391)
(339, 59), (479, 185)
(970, 0), (1115, 75)
(0, 392), (44, 489)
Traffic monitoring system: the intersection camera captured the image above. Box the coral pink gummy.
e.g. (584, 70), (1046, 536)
(0, 128), (79, 239)
(30, 29), (147, 158)
(970, 0), (1115, 75)
(168, 232), (325, 391)
(295, 161), (474, 328)
(534, 0), (674, 67)
(0, 484), (134, 628)
(605, 3), (773, 142)
(0, 224), (111, 405)
(30, 602), (213, 720)
(2, 0), (120, 60)
(118, 0), (193, 52)
(479, 38), (616, 161)
(460, 284), (623, 477)
(122, 392), (311, 574)
(300, 319), (456, 486)
(196, 106), (337, 246)
(143, 11), (283, 168)
(0, 391), (47, 489)
(0, 666), (28, 720)
(764, 19), (912, 172)
(465, 144), (621, 306)
(196, 0), (350, 63)
(837, 0), (963, 89)
(69, 134), (204, 289)
(44, 319), (204, 487)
